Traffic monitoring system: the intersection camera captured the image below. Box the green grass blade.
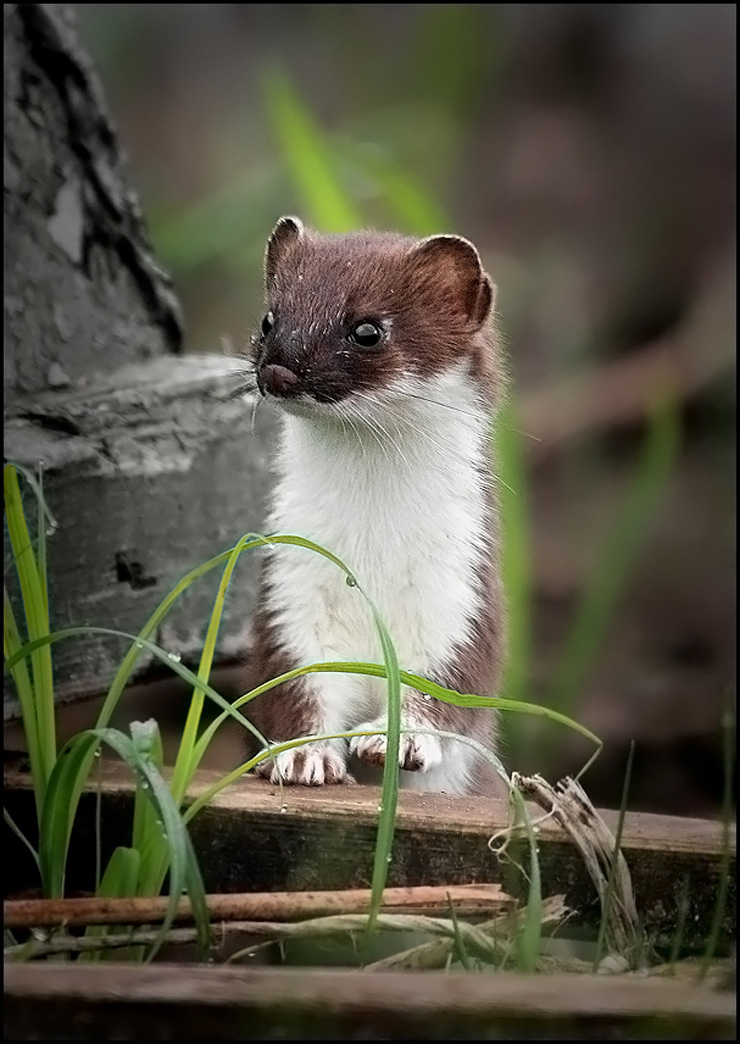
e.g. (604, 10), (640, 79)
(262, 68), (361, 231)
(131, 721), (164, 883)
(364, 609), (402, 942)
(81, 846), (142, 963)
(4, 587), (45, 824)
(170, 533), (260, 807)
(4, 465), (56, 793)
(40, 732), (100, 898)
(550, 393), (679, 719)
(447, 893), (472, 970)
(511, 788), (542, 972)
(93, 722), (209, 963)
(194, 659), (602, 760)
(5, 626), (266, 747)
(36, 465), (50, 620)
(98, 845), (141, 897)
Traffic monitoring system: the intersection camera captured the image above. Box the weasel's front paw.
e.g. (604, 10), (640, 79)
(255, 743), (348, 786)
(350, 722), (443, 773)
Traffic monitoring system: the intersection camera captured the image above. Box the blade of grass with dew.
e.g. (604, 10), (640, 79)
(6, 626), (268, 747)
(261, 68), (362, 232)
(549, 392), (679, 722)
(196, 661), (602, 755)
(129, 720), (209, 959)
(4, 465), (56, 795)
(593, 740), (636, 969)
(131, 720), (164, 893)
(91, 722), (209, 963)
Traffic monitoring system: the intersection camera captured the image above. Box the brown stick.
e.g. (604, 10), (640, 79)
(4, 883), (512, 930)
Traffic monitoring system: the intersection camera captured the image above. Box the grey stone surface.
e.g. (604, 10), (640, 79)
(4, 3), (182, 406)
(4, 356), (279, 720)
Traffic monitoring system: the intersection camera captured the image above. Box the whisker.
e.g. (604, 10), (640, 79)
(226, 382), (258, 402)
(403, 392), (480, 421)
(250, 394), (261, 434)
(336, 403), (367, 463)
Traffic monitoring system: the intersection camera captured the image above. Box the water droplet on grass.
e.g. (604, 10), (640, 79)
(167, 651), (182, 663)
(422, 694), (432, 702)
(346, 575), (358, 587)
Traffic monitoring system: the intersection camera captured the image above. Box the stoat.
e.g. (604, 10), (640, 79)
(243, 216), (506, 795)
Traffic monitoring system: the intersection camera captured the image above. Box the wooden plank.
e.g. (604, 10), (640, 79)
(4, 963), (735, 1040)
(3, 762), (735, 947)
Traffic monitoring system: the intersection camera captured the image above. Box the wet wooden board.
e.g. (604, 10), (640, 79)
(3, 761), (735, 947)
(4, 963), (735, 1040)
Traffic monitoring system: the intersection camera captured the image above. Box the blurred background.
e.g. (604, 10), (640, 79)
(73, 3), (735, 816)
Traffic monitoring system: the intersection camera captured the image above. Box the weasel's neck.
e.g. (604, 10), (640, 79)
(269, 363), (494, 568)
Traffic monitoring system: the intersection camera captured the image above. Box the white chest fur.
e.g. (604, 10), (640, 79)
(262, 363), (494, 738)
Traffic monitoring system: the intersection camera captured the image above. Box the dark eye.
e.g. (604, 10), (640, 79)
(261, 310), (274, 337)
(349, 320), (383, 349)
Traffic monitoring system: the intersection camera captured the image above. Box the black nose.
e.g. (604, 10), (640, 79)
(259, 363), (300, 397)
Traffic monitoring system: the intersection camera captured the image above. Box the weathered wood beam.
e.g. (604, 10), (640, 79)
(4, 963), (735, 1041)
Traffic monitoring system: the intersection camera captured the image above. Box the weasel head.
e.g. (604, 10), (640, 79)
(253, 216), (499, 420)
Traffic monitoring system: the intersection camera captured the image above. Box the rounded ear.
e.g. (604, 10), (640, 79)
(406, 234), (493, 329)
(265, 216), (304, 288)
